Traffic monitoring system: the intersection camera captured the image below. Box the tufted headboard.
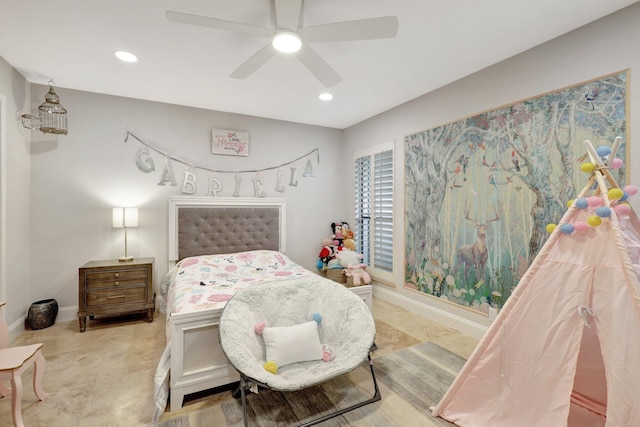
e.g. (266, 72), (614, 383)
(168, 197), (286, 263)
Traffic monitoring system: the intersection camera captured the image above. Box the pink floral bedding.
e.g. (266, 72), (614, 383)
(160, 250), (314, 315)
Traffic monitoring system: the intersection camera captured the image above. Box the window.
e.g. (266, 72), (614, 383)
(354, 142), (393, 282)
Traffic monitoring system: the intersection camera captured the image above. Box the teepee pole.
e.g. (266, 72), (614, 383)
(584, 139), (621, 190)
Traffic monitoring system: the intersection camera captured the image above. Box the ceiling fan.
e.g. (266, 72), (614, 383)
(166, 0), (399, 87)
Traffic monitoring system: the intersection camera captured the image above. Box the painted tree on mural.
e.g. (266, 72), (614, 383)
(405, 72), (627, 313)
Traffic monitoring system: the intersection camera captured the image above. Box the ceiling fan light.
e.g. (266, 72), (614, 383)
(272, 31), (301, 53)
(319, 92), (333, 101)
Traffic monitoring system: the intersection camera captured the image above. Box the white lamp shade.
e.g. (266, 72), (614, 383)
(112, 207), (139, 228)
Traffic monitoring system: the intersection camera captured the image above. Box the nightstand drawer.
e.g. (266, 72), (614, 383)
(85, 286), (147, 308)
(84, 268), (148, 289)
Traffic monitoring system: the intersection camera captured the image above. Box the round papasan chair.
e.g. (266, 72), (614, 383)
(219, 275), (380, 427)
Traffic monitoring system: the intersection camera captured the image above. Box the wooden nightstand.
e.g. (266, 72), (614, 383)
(77, 258), (154, 332)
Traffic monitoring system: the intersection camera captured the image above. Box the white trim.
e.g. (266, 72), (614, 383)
(373, 284), (488, 340)
(0, 93), (6, 309)
(167, 196), (286, 263)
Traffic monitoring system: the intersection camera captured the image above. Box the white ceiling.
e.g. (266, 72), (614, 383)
(1, 0), (638, 129)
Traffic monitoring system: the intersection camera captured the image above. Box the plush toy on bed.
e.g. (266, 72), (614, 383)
(254, 313), (333, 374)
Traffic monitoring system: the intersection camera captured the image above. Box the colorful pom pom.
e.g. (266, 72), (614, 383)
(615, 203), (631, 216)
(620, 191), (629, 202)
(559, 224), (574, 234)
(322, 345), (333, 362)
(574, 198), (588, 209)
(608, 188), (624, 200)
(545, 223), (556, 234)
(611, 158), (623, 169)
(263, 361), (278, 374)
(596, 146), (611, 157)
(254, 322), (266, 335)
(596, 206), (611, 218)
(623, 185), (638, 196)
(312, 313), (322, 324)
(566, 199), (575, 208)
(580, 163), (595, 173)
(587, 196), (603, 207)
(587, 215), (602, 227)
(573, 221), (588, 233)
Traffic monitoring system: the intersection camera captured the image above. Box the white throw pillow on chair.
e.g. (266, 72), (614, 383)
(262, 321), (323, 367)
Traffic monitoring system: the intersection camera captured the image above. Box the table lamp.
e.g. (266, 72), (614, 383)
(112, 207), (138, 261)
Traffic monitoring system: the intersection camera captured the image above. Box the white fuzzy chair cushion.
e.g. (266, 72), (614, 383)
(219, 275), (375, 391)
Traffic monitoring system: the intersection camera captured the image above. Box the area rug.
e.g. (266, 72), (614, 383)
(156, 341), (466, 427)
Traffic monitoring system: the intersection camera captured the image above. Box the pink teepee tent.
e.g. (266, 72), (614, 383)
(432, 139), (640, 427)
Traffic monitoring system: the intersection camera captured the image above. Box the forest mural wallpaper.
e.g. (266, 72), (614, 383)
(404, 70), (628, 314)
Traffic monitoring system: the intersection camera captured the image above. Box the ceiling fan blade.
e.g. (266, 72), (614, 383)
(166, 10), (272, 38)
(299, 16), (399, 43)
(229, 43), (277, 79)
(296, 44), (342, 88)
(274, 0), (302, 31)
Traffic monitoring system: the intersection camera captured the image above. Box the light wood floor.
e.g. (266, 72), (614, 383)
(0, 297), (479, 426)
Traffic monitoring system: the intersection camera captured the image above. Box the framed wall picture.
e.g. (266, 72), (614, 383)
(404, 70), (628, 315)
(211, 129), (249, 157)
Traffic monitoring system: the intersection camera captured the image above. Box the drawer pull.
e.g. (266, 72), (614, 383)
(107, 295), (126, 299)
(114, 281), (120, 286)
(114, 273), (120, 278)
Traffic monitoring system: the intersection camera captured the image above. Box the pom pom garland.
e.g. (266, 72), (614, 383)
(587, 215), (602, 227)
(596, 146), (611, 157)
(263, 361), (278, 374)
(620, 191), (629, 202)
(573, 221), (588, 233)
(608, 188), (624, 200)
(624, 185), (638, 196)
(574, 198), (588, 209)
(254, 322), (266, 335)
(559, 224), (574, 234)
(615, 204), (631, 215)
(545, 223), (557, 234)
(610, 158), (623, 169)
(587, 196), (603, 207)
(580, 163), (595, 173)
(596, 206), (612, 218)
(312, 313), (323, 324)
(566, 199), (575, 208)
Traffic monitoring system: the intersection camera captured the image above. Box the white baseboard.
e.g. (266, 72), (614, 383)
(373, 285), (488, 340)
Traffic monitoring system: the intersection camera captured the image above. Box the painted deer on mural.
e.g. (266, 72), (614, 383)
(456, 204), (500, 282)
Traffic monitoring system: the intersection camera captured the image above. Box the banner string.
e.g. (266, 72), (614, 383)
(124, 131), (319, 174)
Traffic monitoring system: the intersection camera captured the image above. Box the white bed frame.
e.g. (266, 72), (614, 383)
(165, 197), (373, 411)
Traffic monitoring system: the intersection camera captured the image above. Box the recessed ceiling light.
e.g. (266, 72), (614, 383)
(272, 32), (302, 53)
(319, 93), (333, 101)
(114, 50), (138, 63)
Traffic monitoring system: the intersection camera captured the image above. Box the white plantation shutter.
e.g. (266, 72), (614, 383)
(373, 149), (393, 272)
(354, 156), (371, 264)
(354, 142), (393, 281)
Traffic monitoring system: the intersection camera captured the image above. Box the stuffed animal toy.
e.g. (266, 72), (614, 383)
(331, 221), (349, 247)
(335, 249), (362, 267)
(318, 238), (336, 267)
(336, 249), (371, 285)
(344, 263), (372, 285)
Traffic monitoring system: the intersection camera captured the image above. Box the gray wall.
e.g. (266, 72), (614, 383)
(0, 56), (31, 324)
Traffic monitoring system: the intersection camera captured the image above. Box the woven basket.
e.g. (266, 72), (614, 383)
(345, 276), (358, 287)
(325, 268), (346, 284)
(316, 268), (327, 277)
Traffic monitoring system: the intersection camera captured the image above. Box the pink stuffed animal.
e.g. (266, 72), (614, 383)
(344, 263), (371, 285)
